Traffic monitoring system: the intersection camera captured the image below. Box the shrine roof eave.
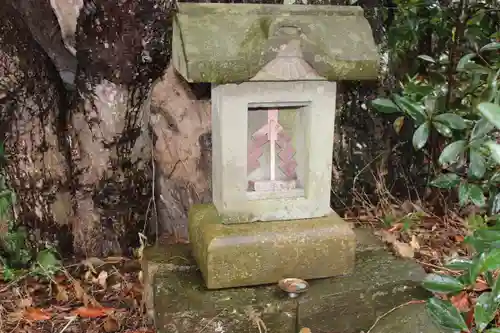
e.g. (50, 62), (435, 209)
(171, 3), (380, 84)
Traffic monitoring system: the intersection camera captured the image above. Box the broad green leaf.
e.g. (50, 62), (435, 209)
(372, 98), (400, 114)
(469, 254), (483, 284)
(472, 117), (495, 141)
(393, 116), (405, 134)
(422, 273), (465, 293)
(480, 42), (500, 52)
(486, 141), (500, 165)
(482, 69), (500, 103)
(492, 275), (500, 302)
(413, 122), (430, 150)
(418, 54), (436, 63)
(394, 95), (427, 124)
(490, 193), (500, 215)
(475, 292), (498, 332)
(426, 297), (468, 331)
(482, 249), (500, 272)
(472, 249), (500, 278)
(433, 122), (453, 137)
(464, 62), (491, 74)
(36, 249), (61, 272)
(469, 184), (486, 207)
(434, 113), (468, 130)
(485, 271), (495, 287)
(438, 140), (466, 166)
(474, 229), (500, 242)
(485, 329), (500, 333)
(445, 257), (472, 270)
(478, 103), (500, 130)
(457, 53), (476, 71)
(459, 183), (469, 206)
(468, 214), (487, 230)
(430, 173), (460, 189)
(469, 149), (486, 179)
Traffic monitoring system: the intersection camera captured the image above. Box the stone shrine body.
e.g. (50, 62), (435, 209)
(142, 4), (435, 333)
(171, 2), (379, 289)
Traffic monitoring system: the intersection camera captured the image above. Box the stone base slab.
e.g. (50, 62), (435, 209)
(188, 204), (356, 289)
(142, 229), (431, 333)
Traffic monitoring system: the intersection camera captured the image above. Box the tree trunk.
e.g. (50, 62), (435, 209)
(69, 0), (173, 256)
(10, 0), (78, 87)
(0, 3), (74, 253)
(150, 65), (212, 241)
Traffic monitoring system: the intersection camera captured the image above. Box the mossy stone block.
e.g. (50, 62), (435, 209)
(172, 3), (379, 83)
(188, 204), (356, 289)
(143, 231), (430, 333)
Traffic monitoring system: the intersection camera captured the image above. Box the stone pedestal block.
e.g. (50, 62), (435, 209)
(142, 229), (431, 333)
(188, 204), (356, 289)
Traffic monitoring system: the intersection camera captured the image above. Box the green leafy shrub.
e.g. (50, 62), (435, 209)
(372, 0), (500, 331)
(0, 142), (61, 280)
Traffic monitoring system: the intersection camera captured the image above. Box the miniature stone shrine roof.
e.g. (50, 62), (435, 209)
(171, 3), (379, 83)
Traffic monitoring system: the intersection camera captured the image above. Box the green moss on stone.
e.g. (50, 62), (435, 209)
(187, 204), (356, 289)
(145, 235), (430, 333)
(172, 3), (379, 83)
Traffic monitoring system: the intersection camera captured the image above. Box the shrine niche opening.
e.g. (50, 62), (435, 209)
(246, 102), (309, 201)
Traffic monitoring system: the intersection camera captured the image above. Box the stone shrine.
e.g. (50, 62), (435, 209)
(174, 2), (379, 290)
(143, 3), (434, 333)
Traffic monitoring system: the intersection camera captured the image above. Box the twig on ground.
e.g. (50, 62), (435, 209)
(197, 311), (223, 333)
(416, 260), (460, 274)
(365, 299), (426, 333)
(58, 316), (77, 333)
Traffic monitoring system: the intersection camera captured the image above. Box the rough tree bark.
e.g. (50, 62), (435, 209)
(10, 0), (78, 87)
(69, 0), (173, 256)
(150, 66), (212, 240)
(0, 3), (74, 252)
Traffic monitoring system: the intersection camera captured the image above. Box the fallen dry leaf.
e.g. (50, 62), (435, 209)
(72, 306), (114, 318)
(96, 270), (108, 288)
(388, 223), (403, 232)
(17, 297), (33, 308)
(56, 284), (69, 302)
(24, 307), (52, 321)
(451, 291), (470, 312)
(474, 280), (490, 292)
(82, 257), (105, 273)
(410, 234), (420, 250)
(105, 256), (127, 264)
(393, 240), (415, 258)
(72, 279), (85, 301)
(375, 230), (398, 244)
(104, 316), (120, 332)
(299, 328), (312, 333)
(375, 230), (415, 258)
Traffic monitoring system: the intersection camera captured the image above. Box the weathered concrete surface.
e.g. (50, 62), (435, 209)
(297, 250), (429, 333)
(143, 228), (430, 333)
(188, 204), (356, 289)
(172, 3), (379, 83)
(369, 303), (443, 333)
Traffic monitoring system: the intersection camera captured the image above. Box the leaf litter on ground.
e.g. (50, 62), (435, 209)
(346, 196), (500, 331)
(0, 254), (154, 333)
(0, 195), (496, 332)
